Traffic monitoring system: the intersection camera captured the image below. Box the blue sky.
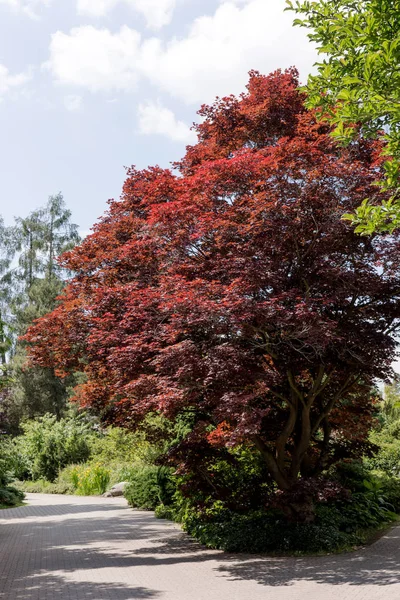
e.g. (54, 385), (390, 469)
(0, 0), (317, 234)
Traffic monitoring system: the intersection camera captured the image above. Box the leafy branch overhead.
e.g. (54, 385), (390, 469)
(287, 0), (400, 233)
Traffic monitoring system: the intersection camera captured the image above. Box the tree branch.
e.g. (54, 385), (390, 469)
(253, 435), (289, 490)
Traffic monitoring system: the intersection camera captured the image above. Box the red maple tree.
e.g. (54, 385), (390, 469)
(25, 69), (400, 516)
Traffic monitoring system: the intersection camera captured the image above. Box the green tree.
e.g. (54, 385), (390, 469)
(8, 279), (72, 426)
(288, 0), (400, 233)
(0, 217), (15, 372)
(13, 193), (80, 291)
(0, 219), (14, 431)
(1, 196), (81, 430)
(41, 193), (80, 281)
(14, 210), (45, 291)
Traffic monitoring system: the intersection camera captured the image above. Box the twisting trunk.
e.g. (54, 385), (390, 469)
(253, 367), (361, 522)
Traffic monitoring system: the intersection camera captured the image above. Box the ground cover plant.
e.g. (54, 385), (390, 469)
(22, 69), (400, 550)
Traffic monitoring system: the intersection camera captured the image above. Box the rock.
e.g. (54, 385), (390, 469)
(103, 482), (129, 497)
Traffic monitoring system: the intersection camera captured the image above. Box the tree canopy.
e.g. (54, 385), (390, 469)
(288, 0), (400, 233)
(25, 70), (400, 516)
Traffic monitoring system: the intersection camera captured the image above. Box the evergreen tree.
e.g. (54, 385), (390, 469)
(13, 193), (80, 292)
(0, 195), (81, 431)
(42, 193), (80, 281)
(0, 217), (14, 371)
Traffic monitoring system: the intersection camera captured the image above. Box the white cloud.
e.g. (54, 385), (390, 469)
(0, 0), (52, 18)
(45, 26), (142, 92)
(137, 100), (196, 143)
(139, 0), (317, 104)
(0, 64), (30, 99)
(64, 94), (83, 111)
(46, 0), (316, 104)
(77, 0), (178, 30)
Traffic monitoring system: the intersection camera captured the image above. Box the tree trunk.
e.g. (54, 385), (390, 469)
(283, 494), (315, 523)
(0, 310), (7, 369)
(28, 230), (33, 289)
(48, 211), (54, 280)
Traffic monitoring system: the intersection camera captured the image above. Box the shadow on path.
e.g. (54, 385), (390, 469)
(4, 575), (160, 600)
(129, 523), (400, 587)
(1, 493), (400, 599)
(216, 527), (400, 587)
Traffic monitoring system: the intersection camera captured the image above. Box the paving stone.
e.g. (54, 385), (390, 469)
(0, 493), (399, 599)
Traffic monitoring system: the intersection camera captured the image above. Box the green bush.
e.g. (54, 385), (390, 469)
(0, 484), (24, 507)
(365, 472), (400, 513)
(366, 414), (400, 476)
(66, 463), (111, 495)
(367, 440), (400, 476)
(57, 461), (141, 496)
(89, 427), (149, 464)
(182, 509), (354, 553)
(0, 439), (14, 488)
(385, 418), (400, 438)
(155, 503), (179, 520)
(332, 460), (371, 492)
(0, 437), (26, 507)
(124, 465), (176, 510)
(381, 478), (400, 513)
(89, 414), (181, 467)
(17, 462), (114, 496)
(331, 460), (400, 511)
(16, 413), (96, 482)
(14, 478), (75, 495)
(179, 488), (398, 554)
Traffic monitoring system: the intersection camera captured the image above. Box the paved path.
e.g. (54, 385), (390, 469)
(0, 494), (399, 600)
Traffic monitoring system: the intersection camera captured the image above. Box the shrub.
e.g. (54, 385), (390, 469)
(14, 479), (75, 495)
(70, 464), (111, 496)
(0, 485), (24, 507)
(366, 472), (400, 513)
(124, 465), (176, 510)
(89, 414), (181, 467)
(330, 459), (400, 511)
(179, 487), (398, 554)
(155, 504), (178, 520)
(0, 437), (26, 507)
(332, 460), (372, 492)
(0, 439), (14, 489)
(16, 413), (95, 482)
(59, 462), (139, 495)
(366, 421), (400, 477)
(182, 509), (354, 554)
(367, 440), (400, 476)
(58, 464), (81, 490)
(89, 427), (147, 464)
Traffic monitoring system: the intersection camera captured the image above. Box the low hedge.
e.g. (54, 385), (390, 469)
(124, 465), (176, 510)
(179, 490), (398, 554)
(0, 485), (25, 508)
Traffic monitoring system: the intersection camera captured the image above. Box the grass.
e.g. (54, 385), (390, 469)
(13, 479), (75, 495)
